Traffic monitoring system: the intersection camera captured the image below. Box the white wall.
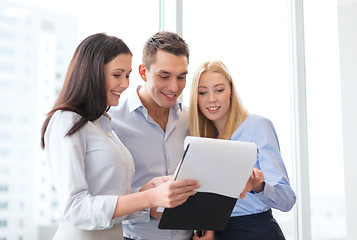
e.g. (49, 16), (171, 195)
(337, 1), (357, 239)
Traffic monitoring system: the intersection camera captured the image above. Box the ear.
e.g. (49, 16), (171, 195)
(139, 64), (147, 82)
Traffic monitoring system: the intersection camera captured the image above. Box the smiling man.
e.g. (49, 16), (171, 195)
(109, 31), (192, 240)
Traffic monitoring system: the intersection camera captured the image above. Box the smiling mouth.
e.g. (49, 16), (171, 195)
(111, 91), (122, 96)
(162, 92), (177, 99)
(207, 106), (220, 111)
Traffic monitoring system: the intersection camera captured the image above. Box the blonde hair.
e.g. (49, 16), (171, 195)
(189, 60), (247, 139)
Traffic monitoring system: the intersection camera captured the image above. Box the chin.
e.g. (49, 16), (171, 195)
(204, 114), (217, 121)
(158, 99), (176, 108)
(108, 100), (119, 107)
(165, 101), (177, 108)
(206, 116), (216, 121)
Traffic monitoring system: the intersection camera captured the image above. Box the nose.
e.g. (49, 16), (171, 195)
(121, 77), (129, 90)
(167, 79), (179, 92)
(208, 91), (216, 102)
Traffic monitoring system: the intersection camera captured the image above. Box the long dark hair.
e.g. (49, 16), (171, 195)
(41, 33), (132, 149)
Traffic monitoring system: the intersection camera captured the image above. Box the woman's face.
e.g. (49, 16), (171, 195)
(104, 53), (132, 106)
(197, 71), (231, 129)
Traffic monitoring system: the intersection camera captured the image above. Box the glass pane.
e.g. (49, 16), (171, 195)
(304, 0), (347, 239)
(0, 0), (159, 239)
(182, 0), (295, 239)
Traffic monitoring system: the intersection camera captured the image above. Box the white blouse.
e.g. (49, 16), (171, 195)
(45, 110), (135, 230)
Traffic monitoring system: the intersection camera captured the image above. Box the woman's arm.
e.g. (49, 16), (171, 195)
(251, 118), (296, 211)
(112, 178), (199, 219)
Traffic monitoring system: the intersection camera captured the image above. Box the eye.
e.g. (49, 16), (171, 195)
(216, 89), (224, 93)
(126, 74), (130, 79)
(159, 75), (169, 79)
(178, 75), (186, 80)
(198, 91), (207, 95)
(113, 74), (121, 78)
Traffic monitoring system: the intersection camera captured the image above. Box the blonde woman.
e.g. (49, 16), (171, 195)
(189, 60), (295, 240)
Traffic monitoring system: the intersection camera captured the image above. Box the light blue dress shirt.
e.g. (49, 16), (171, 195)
(230, 114), (296, 216)
(45, 110), (136, 230)
(109, 88), (192, 240)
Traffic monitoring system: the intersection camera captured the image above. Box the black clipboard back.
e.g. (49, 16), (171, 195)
(158, 192), (237, 230)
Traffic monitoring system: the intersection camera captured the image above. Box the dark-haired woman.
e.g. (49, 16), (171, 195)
(41, 33), (199, 240)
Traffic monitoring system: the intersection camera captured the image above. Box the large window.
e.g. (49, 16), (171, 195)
(182, 0), (295, 238)
(182, 0), (347, 239)
(304, 0), (346, 239)
(0, 0), (159, 239)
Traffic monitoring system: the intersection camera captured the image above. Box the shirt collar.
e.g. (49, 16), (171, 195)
(92, 112), (111, 125)
(128, 86), (145, 113)
(173, 102), (183, 113)
(103, 111), (111, 121)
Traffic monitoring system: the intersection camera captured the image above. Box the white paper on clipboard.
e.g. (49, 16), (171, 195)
(175, 136), (257, 199)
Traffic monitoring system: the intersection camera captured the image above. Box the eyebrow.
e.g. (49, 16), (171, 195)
(112, 68), (132, 73)
(158, 70), (188, 75)
(112, 68), (124, 72)
(158, 70), (170, 75)
(198, 83), (225, 88)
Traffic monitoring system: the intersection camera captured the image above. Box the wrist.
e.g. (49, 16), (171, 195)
(254, 181), (265, 193)
(142, 188), (156, 208)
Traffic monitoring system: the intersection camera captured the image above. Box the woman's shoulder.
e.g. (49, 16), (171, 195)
(244, 114), (270, 126)
(51, 110), (81, 123)
(242, 114), (276, 134)
(246, 114), (278, 137)
(48, 110), (82, 132)
(232, 114), (275, 141)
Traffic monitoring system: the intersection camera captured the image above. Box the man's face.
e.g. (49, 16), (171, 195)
(142, 50), (188, 109)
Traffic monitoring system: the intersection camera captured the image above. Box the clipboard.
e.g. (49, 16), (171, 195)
(158, 136), (257, 230)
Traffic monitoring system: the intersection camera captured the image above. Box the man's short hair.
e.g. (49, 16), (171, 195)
(142, 31), (189, 69)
